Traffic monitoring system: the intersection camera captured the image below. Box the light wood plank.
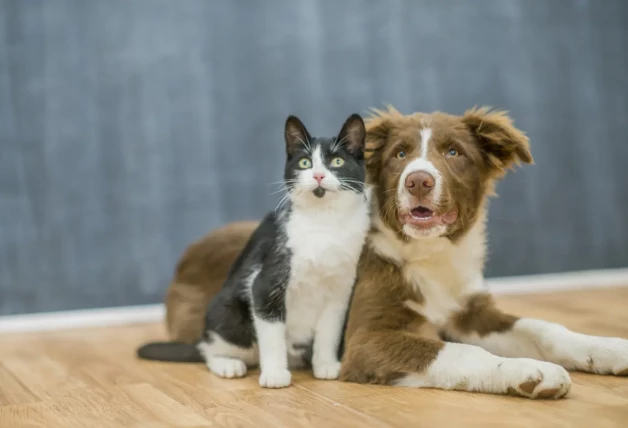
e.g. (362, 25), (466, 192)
(1, 287), (627, 427)
(0, 364), (39, 406)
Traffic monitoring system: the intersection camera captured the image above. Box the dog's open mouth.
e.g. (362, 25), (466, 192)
(410, 206), (434, 220)
(401, 205), (458, 230)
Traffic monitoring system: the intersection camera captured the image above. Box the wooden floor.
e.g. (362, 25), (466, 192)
(1, 287), (628, 428)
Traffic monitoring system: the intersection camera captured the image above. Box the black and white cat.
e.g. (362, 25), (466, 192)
(193, 114), (370, 388)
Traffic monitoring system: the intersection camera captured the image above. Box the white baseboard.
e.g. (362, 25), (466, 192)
(0, 304), (165, 334)
(1, 268), (627, 334)
(486, 268), (628, 295)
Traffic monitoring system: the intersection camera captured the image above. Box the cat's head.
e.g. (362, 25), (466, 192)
(283, 114), (366, 202)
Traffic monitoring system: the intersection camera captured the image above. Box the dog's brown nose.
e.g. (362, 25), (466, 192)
(405, 170), (435, 198)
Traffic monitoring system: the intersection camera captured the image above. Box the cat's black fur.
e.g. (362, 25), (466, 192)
(137, 114), (367, 367)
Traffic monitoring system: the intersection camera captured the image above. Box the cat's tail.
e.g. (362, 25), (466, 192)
(136, 341), (204, 363)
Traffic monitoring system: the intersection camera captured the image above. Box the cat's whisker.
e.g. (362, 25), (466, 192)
(339, 182), (364, 189)
(339, 184), (361, 195)
(331, 134), (350, 153)
(275, 199), (289, 215)
(339, 179), (366, 188)
(340, 178), (365, 189)
(197, 118), (371, 389)
(271, 188), (289, 195)
(295, 136), (312, 155)
(268, 180), (298, 186)
(303, 132), (312, 153)
(274, 191), (293, 214)
(296, 134), (313, 154)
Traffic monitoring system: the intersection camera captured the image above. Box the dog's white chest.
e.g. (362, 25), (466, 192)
(402, 262), (472, 327)
(404, 243), (485, 326)
(371, 219), (487, 328)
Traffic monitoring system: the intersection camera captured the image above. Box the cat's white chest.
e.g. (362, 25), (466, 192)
(283, 198), (369, 345)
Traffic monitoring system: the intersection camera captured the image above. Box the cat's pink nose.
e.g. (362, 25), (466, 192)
(313, 173), (325, 184)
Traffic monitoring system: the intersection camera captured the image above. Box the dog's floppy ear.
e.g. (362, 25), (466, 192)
(364, 106), (399, 180)
(462, 107), (533, 177)
(364, 116), (390, 183)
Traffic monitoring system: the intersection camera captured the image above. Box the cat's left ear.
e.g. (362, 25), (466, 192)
(336, 114), (366, 157)
(284, 115), (313, 157)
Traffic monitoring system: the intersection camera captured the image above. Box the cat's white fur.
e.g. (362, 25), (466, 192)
(253, 146), (370, 388)
(198, 331), (258, 378)
(201, 145), (370, 388)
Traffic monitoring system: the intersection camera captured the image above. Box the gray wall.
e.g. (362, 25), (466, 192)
(1, 0), (627, 315)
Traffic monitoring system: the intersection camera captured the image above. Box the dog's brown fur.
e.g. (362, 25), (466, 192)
(452, 293), (518, 337)
(165, 221), (258, 343)
(338, 245), (444, 384)
(159, 107), (628, 399)
(366, 106), (530, 241)
(165, 107), (528, 358)
(339, 106), (532, 384)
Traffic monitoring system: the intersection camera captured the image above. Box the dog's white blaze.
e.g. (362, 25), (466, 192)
(397, 128), (441, 210)
(397, 127), (439, 214)
(420, 128), (432, 158)
(397, 158), (443, 207)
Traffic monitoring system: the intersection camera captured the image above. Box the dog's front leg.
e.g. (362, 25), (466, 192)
(444, 292), (628, 376)
(340, 328), (571, 399)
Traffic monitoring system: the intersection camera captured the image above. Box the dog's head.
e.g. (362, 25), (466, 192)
(365, 106), (533, 241)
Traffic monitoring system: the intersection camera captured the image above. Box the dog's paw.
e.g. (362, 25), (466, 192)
(518, 320), (628, 376)
(498, 359), (571, 399)
(259, 369), (292, 388)
(313, 360), (342, 380)
(208, 357), (247, 378)
(576, 337), (628, 376)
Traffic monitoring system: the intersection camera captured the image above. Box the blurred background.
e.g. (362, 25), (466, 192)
(1, 0), (627, 316)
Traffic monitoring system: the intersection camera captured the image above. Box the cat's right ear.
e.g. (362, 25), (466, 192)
(336, 114), (366, 157)
(284, 116), (312, 157)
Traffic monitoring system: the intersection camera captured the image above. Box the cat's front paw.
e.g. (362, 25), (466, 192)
(259, 369), (292, 388)
(313, 360), (342, 380)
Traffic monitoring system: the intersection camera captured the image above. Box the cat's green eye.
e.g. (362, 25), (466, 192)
(298, 157), (312, 169)
(330, 157), (345, 167)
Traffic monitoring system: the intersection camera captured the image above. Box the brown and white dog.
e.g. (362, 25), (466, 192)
(154, 107), (628, 399)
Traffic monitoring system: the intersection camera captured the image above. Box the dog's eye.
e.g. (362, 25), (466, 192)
(397, 151), (407, 159)
(298, 157), (312, 169)
(445, 148), (459, 158)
